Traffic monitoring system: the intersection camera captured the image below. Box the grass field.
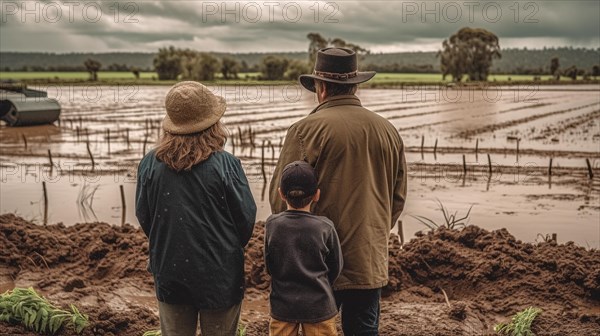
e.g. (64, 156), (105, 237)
(0, 71), (581, 85)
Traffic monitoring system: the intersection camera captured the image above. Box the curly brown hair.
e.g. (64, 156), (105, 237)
(155, 121), (228, 172)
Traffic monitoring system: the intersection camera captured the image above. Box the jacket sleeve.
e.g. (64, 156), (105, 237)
(135, 157), (152, 237)
(325, 226), (343, 285)
(269, 124), (304, 214)
(391, 139), (408, 229)
(263, 224), (271, 276)
(226, 158), (257, 247)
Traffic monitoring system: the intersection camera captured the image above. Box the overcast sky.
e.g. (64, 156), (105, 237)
(1, 1), (599, 53)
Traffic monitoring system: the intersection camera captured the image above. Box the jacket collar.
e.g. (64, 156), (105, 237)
(309, 95), (362, 115)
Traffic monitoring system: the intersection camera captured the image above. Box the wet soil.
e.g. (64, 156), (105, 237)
(1, 214), (599, 335)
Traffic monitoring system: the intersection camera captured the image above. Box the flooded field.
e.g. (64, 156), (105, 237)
(1, 84), (599, 247)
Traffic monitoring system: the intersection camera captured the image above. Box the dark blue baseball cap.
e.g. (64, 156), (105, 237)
(280, 161), (318, 199)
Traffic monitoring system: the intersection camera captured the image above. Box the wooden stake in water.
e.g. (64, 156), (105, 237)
(475, 139), (479, 154)
(42, 181), (48, 226)
(270, 143), (276, 161)
(548, 158), (553, 176)
(106, 129), (111, 155)
(261, 140), (271, 183)
(249, 125), (256, 148)
(420, 135), (425, 154)
(47, 149), (54, 171)
(125, 128), (130, 148)
(516, 138), (520, 162)
(237, 127), (243, 146)
(398, 220), (405, 247)
(462, 154), (467, 175)
(586, 158), (594, 179)
(433, 138), (438, 156)
(86, 141), (95, 171)
(142, 134), (148, 156)
(120, 185), (126, 226)
(487, 154), (492, 176)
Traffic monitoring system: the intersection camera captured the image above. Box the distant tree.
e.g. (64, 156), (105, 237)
(240, 60), (249, 73)
(330, 38), (369, 55)
(154, 46), (182, 80)
(285, 60), (311, 80)
(84, 59), (102, 81)
(107, 63), (129, 71)
(179, 49), (198, 79)
(131, 67), (140, 80)
(307, 33), (328, 69)
(592, 65), (600, 79)
(550, 57), (560, 80)
(260, 56), (289, 80)
(221, 57), (241, 80)
(564, 65), (578, 80)
(192, 53), (220, 81)
(307, 33), (369, 70)
(437, 27), (501, 82)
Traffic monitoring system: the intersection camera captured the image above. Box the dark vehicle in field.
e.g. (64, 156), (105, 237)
(0, 84), (61, 126)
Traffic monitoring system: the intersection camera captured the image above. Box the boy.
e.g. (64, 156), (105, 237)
(265, 160), (343, 336)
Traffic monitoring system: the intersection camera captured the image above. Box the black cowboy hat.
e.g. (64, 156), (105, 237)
(299, 47), (376, 92)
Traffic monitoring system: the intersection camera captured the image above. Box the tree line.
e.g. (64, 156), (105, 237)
(4, 29), (600, 81)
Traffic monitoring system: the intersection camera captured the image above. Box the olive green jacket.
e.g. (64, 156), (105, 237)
(269, 95), (407, 290)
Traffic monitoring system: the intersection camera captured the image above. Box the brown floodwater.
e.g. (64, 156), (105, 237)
(1, 85), (599, 247)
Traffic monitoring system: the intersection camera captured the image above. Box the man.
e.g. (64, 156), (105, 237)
(269, 47), (407, 335)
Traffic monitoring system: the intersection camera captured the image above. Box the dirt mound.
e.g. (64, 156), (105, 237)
(385, 226), (600, 335)
(2, 215), (599, 335)
(0, 214), (158, 335)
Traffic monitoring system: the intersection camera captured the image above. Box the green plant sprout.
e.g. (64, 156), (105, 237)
(494, 306), (542, 336)
(0, 287), (89, 335)
(411, 199), (474, 230)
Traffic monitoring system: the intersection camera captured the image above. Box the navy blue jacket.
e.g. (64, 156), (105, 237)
(265, 210), (343, 323)
(136, 150), (256, 310)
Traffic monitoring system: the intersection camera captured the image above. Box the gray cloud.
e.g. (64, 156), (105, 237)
(1, 0), (598, 52)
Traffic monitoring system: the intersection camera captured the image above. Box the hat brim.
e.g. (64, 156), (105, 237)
(162, 96), (226, 135)
(299, 71), (376, 92)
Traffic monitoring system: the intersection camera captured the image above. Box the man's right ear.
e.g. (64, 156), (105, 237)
(312, 189), (321, 203)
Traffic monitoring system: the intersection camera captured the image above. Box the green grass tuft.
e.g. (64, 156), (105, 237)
(495, 307), (542, 336)
(411, 199), (474, 230)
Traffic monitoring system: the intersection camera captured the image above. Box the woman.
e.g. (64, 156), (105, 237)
(136, 81), (257, 336)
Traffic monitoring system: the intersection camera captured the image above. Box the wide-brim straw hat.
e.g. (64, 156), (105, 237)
(299, 47), (376, 92)
(163, 81), (226, 135)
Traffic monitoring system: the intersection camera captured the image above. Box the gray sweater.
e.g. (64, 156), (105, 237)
(265, 210), (343, 323)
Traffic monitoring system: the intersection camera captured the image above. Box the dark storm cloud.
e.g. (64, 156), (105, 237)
(0, 1), (598, 52)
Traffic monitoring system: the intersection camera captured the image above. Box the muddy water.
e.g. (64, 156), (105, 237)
(1, 85), (599, 247)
